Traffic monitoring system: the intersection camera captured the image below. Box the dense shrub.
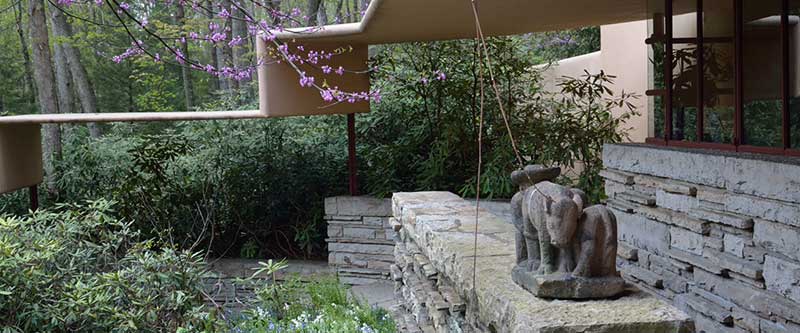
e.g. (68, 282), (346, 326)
(365, 38), (637, 202)
(0, 200), (212, 332)
(0, 117), (350, 259)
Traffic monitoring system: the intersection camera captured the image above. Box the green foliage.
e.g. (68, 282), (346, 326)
(19, 118), (348, 259)
(0, 200), (213, 332)
(516, 70), (639, 201)
(363, 38), (530, 199)
(226, 277), (396, 333)
(523, 27), (601, 64)
(365, 37), (635, 201)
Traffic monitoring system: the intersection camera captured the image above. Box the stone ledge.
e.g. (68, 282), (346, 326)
(603, 143), (800, 204)
(393, 191), (693, 333)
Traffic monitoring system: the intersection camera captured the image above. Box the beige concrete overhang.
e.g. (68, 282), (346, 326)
(273, 0), (649, 44)
(0, 124), (43, 194)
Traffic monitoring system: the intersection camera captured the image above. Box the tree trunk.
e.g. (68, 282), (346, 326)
(14, 0), (36, 103)
(52, 43), (74, 115)
(231, 1), (248, 85)
(219, 0), (236, 91)
(266, 0), (281, 25)
(317, 0), (328, 25)
(344, 0), (351, 23)
(50, 2), (101, 137)
(307, 0), (322, 25)
(29, 0), (62, 195)
(176, 2), (194, 109)
(334, 0), (344, 23)
(206, 0), (220, 92)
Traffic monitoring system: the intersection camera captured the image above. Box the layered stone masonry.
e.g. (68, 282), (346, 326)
(391, 191), (692, 333)
(391, 225), (468, 333)
(325, 196), (396, 285)
(603, 143), (800, 333)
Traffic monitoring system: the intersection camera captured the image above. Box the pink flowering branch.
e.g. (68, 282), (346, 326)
(51, 0), (399, 106)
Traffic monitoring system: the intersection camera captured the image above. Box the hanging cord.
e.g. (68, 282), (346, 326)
(468, 0), (554, 289)
(470, 2), (485, 290)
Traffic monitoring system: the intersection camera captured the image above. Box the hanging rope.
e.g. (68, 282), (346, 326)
(470, 0), (485, 290)
(468, 0), (554, 290)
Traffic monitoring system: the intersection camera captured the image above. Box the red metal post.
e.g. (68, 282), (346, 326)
(29, 185), (38, 212)
(347, 113), (358, 196)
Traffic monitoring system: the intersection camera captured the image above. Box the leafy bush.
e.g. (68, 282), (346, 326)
(0, 200), (212, 332)
(513, 70), (639, 202)
(366, 38), (637, 202)
(227, 275), (396, 333)
(363, 38), (530, 199)
(2, 117), (350, 260)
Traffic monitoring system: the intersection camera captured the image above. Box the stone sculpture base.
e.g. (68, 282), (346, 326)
(512, 265), (627, 299)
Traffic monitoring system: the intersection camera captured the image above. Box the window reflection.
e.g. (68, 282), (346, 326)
(742, 0), (783, 147)
(702, 0), (735, 143)
(672, 43), (699, 141)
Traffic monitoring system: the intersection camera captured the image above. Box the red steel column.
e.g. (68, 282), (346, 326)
(29, 185), (38, 212)
(347, 113), (358, 196)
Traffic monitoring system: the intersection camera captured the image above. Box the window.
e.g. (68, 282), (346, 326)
(742, 0), (783, 147)
(791, 1), (800, 149)
(647, 0), (800, 156)
(702, 0), (735, 143)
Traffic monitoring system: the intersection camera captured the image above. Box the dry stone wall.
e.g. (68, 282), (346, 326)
(391, 191), (692, 333)
(603, 143), (800, 333)
(324, 196), (395, 285)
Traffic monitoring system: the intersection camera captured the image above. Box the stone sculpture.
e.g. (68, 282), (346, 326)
(510, 165), (626, 299)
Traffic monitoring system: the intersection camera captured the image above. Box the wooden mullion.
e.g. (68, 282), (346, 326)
(734, 0), (743, 146)
(782, 0), (791, 149)
(666, 0), (674, 141)
(697, 0), (705, 142)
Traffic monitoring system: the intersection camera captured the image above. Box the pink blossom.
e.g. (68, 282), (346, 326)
(298, 72), (315, 87)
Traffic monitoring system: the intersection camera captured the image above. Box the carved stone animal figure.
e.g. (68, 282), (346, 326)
(512, 180), (585, 274)
(547, 204), (618, 278)
(510, 165), (560, 267)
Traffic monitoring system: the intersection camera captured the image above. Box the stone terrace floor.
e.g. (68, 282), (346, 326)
(205, 259), (402, 326)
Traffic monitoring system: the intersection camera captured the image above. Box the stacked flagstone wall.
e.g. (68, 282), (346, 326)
(390, 191), (692, 333)
(324, 196), (396, 285)
(602, 143), (800, 333)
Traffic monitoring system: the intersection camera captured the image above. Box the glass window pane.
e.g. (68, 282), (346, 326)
(702, 0), (735, 143)
(672, 43), (699, 141)
(703, 0), (734, 38)
(649, 0), (667, 138)
(791, 1), (800, 149)
(673, 0), (698, 39)
(742, 0), (783, 147)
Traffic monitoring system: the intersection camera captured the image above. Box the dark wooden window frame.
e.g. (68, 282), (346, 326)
(645, 0), (800, 157)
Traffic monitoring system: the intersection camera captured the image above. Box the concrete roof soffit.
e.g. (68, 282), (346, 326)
(271, 0), (649, 45)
